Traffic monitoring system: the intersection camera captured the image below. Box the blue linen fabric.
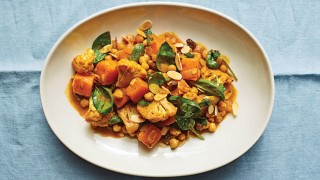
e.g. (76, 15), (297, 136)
(0, 0), (319, 179)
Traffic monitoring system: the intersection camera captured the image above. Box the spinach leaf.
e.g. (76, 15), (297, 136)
(144, 29), (153, 46)
(184, 52), (194, 58)
(175, 115), (195, 131)
(92, 86), (113, 114)
(206, 50), (220, 69)
(130, 43), (145, 62)
(194, 79), (225, 101)
(156, 42), (176, 72)
(148, 72), (166, 86)
(93, 49), (106, 64)
(190, 127), (205, 140)
(195, 117), (207, 126)
(108, 115), (122, 125)
(92, 31), (111, 50)
(222, 59), (238, 81)
(198, 98), (211, 107)
(138, 99), (150, 107)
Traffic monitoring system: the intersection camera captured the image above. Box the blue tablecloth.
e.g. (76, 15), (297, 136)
(1, 1), (319, 179)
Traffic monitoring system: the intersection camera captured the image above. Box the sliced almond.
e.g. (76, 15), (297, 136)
(232, 102), (238, 116)
(109, 53), (118, 59)
(175, 53), (182, 71)
(139, 20), (152, 31)
(149, 84), (161, 94)
(99, 44), (112, 53)
(122, 36), (130, 44)
(181, 45), (191, 54)
(208, 105), (214, 114)
(167, 71), (182, 80)
(136, 29), (147, 38)
(214, 105), (218, 116)
(174, 43), (184, 48)
(130, 78), (137, 86)
(159, 86), (170, 94)
(154, 93), (167, 101)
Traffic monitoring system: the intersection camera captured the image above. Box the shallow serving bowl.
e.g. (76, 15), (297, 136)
(40, 2), (274, 177)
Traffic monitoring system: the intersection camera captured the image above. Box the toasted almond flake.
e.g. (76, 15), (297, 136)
(136, 29), (147, 38)
(122, 36), (129, 44)
(191, 68), (197, 75)
(130, 78), (136, 86)
(181, 45), (191, 54)
(149, 84), (161, 94)
(208, 105), (214, 114)
(140, 20), (152, 31)
(99, 44), (112, 53)
(232, 102), (238, 116)
(174, 43), (184, 48)
(167, 71), (182, 80)
(159, 86), (170, 94)
(154, 93), (167, 101)
(214, 105), (218, 116)
(175, 53), (182, 71)
(109, 53), (118, 59)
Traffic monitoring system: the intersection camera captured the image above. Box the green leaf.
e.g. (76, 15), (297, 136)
(184, 52), (194, 58)
(206, 50), (220, 69)
(190, 127), (205, 140)
(137, 99), (150, 107)
(108, 115), (122, 125)
(195, 117), (207, 126)
(148, 72), (166, 86)
(194, 79), (225, 101)
(144, 29), (153, 46)
(198, 98), (211, 107)
(156, 42), (176, 71)
(168, 96), (200, 117)
(92, 32), (111, 50)
(93, 49), (106, 64)
(222, 59), (238, 81)
(92, 86), (113, 114)
(175, 115), (195, 131)
(130, 43), (145, 62)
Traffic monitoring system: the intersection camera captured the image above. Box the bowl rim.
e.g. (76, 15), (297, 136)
(40, 1), (275, 177)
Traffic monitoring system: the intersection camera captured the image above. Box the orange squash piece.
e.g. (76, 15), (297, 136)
(180, 58), (201, 81)
(137, 123), (162, 148)
(94, 60), (118, 85)
(72, 73), (95, 97)
(113, 88), (130, 108)
(125, 78), (149, 102)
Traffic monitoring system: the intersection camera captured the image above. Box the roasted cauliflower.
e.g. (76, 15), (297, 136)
(116, 59), (147, 88)
(117, 104), (145, 133)
(85, 98), (115, 127)
(137, 98), (177, 123)
(72, 48), (95, 74)
(200, 66), (232, 84)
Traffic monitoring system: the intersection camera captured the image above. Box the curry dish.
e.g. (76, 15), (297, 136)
(67, 20), (238, 149)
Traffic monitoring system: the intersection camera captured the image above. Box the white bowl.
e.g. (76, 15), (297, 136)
(40, 2), (274, 177)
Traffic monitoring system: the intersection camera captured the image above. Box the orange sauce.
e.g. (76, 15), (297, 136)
(65, 79), (88, 117)
(91, 125), (121, 138)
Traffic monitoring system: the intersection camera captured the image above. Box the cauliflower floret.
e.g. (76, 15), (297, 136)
(84, 98), (114, 127)
(116, 59), (147, 88)
(200, 66), (231, 84)
(72, 48), (95, 74)
(117, 104), (145, 133)
(137, 98), (177, 123)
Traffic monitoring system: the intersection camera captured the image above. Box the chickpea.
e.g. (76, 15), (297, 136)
(117, 42), (125, 50)
(215, 115), (223, 123)
(104, 55), (113, 61)
(220, 64), (227, 72)
(135, 34), (144, 43)
(169, 138), (179, 149)
(170, 127), (181, 137)
(144, 92), (154, 101)
(168, 64), (177, 71)
(139, 56), (147, 64)
(113, 124), (122, 132)
(143, 39), (148, 46)
(208, 117), (215, 123)
(208, 123), (217, 132)
(141, 62), (149, 70)
(80, 98), (89, 108)
(117, 132), (125, 137)
(177, 133), (186, 141)
(201, 49), (209, 59)
(147, 60), (156, 70)
(143, 54), (150, 61)
(190, 87), (198, 94)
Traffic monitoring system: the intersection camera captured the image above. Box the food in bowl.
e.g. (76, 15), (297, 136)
(67, 20), (238, 149)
